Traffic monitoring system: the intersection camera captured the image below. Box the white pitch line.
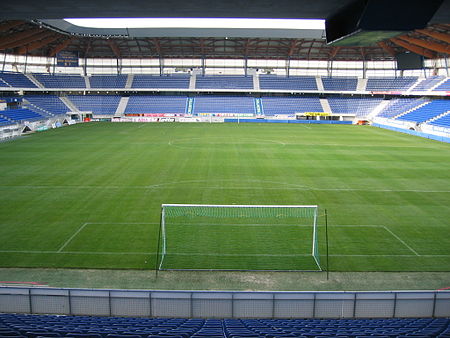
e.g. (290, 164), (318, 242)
(167, 253), (311, 257)
(329, 254), (450, 257)
(58, 223), (89, 252)
(1, 184), (449, 193)
(85, 222), (158, 225)
(1, 250), (449, 257)
(0, 250), (152, 255)
(382, 226), (420, 256)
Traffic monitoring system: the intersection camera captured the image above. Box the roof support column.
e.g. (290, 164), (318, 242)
(2, 52), (6, 72)
(201, 56), (205, 76)
(83, 57), (87, 76)
(327, 60), (333, 77)
(159, 57), (164, 76)
(116, 58), (122, 75)
(244, 57), (248, 77)
(445, 57), (450, 77)
(362, 59), (367, 79)
(286, 57), (290, 77)
(24, 50), (28, 74)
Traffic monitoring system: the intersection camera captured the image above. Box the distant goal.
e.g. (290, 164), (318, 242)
(156, 204), (321, 271)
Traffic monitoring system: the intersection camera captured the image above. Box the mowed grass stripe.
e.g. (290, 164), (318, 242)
(0, 123), (449, 271)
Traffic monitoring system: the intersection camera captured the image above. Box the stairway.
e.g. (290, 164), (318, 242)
(366, 100), (391, 120)
(115, 97), (129, 117)
(357, 78), (367, 91)
(25, 73), (44, 88)
(59, 96), (79, 113)
(125, 74), (134, 89)
(319, 98), (332, 114)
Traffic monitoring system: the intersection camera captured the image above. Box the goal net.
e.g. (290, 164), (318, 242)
(156, 204), (321, 271)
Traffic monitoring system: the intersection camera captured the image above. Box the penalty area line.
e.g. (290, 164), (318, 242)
(382, 226), (420, 256)
(58, 223), (88, 252)
(0, 250), (449, 257)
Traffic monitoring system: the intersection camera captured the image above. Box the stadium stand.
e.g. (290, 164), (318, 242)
(377, 98), (428, 119)
(125, 95), (187, 114)
(0, 313), (449, 337)
(132, 75), (190, 89)
(195, 75), (254, 90)
(0, 108), (43, 122)
(261, 96), (323, 116)
(90, 75), (128, 89)
(328, 97), (383, 117)
(24, 95), (70, 116)
(366, 77), (418, 91)
(259, 75), (318, 91)
(413, 76), (445, 91)
(68, 95), (121, 115)
(321, 77), (358, 91)
(397, 99), (450, 123)
(193, 96), (256, 115)
(0, 78), (9, 87)
(434, 78), (450, 91)
(0, 115), (12, 126)
(0, 72), (37, 88)
(429, 112), (450, 128)
(34, 74), (86, 88)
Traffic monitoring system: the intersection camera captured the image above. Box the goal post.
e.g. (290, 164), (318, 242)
(156, 204), (321, 272)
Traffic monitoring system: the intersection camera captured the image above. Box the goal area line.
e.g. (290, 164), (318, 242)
(158, 268), (323, 272)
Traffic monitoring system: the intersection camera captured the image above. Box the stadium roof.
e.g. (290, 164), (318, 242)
(0, 0), (449, 61)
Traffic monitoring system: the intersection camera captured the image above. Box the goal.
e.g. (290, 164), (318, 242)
(156, 204), (321, 271)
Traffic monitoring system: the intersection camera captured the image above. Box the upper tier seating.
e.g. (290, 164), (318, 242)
(132, 75), (190, 89)
(24, 95), (70, 116)
(193, 96), (256, 115)
(0, 72), (37, 88)
(429, 112), (450, 128)
(0, 78), (9, 87)
(259, 75), (318, 91)
(434, 78), (450, 91)
(366, 77), (418, 91)
(414, 76), (445, 91)
(0, 313), (449, 338)
(125, 96), (187, 114)
(261, 96), (323, 116)
(328, 97), (383, 117)
(0, 108), (42, 122)
(90, 75), (127, 89)
(34, 74), (86, 88)
(195, 75), (253, 89)
(397, 99), (450, 123)
(378, 98), (428, 119)
(322, 77), (358, 91)
(68, 95), (121, 115)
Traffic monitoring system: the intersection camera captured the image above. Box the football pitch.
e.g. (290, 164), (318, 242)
(0, 122), (449, 272)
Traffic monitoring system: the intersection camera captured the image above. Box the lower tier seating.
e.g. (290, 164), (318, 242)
(0, 313), (449, 338)
(0, 108), (43, 122)
(397, 100), (450, 123)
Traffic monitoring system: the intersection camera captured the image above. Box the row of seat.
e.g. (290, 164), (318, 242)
(1, 72), (448, 92)
(0, 313), (449, 338)
(0, 95), (447, 126)
(398, 100), (450, 124)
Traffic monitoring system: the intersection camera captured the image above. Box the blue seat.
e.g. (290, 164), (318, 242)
(65, 334), (103, 338)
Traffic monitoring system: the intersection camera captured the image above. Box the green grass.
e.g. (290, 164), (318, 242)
(0, 122), (449, 272)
